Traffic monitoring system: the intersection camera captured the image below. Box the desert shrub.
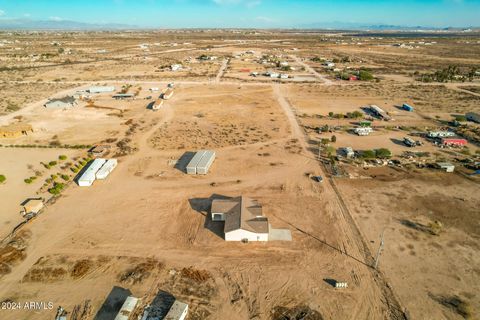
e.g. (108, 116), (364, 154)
(60, 174), (70, 181)
(48, 161), (57, 167)
(58, 155), (67, 160)
(0, 175), (6, 183)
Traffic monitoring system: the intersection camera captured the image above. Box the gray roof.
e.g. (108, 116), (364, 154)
(211, 196), (269, 234)
(49, 96), (75, 104)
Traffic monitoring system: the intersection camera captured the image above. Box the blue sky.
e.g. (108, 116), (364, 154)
(0, 0), (479, 28)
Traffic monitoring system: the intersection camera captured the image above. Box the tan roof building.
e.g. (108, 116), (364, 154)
(0, 123), (33, 139)
(211, 196), (269, 241)
(23, 198), (44, 215)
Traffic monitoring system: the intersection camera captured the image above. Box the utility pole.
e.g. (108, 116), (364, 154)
(374, 229), (385, 269)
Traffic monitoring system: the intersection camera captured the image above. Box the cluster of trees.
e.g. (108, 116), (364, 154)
(417, 66), (478, 83)
(337, 69), (374, 81)
(311, 56), (351, 63)
(328, 111), (363, 119)
(360, 148), (392, 159)
(70, 157), (92, 173)
(48, 182), (65, 195)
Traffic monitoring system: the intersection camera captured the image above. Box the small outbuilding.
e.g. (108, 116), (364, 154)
(22, 198), (44, 215)
(402, 103), (414, 112)
(437, 162), (455, 173)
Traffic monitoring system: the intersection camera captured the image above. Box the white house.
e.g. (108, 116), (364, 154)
(211, 196), (269, 242)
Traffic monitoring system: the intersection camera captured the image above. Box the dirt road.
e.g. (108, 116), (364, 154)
(215, 59), (229, 83)
(291, 55), (333, 85)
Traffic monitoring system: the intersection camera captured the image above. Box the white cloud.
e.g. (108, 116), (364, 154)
(23, 13), (31, 17)
(49, 16), (64, 21)
(0, 9), (5, 16)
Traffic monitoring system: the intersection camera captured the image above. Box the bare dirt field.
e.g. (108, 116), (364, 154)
(0, 30), (479, 320)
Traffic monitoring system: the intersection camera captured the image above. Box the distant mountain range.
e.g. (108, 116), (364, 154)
(0, 18), (477, 31)
(0, 18), (135, 30)
(298, 21), (478, 31)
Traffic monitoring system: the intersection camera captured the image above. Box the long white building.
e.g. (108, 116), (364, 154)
(77, 159), (106, 187)
(186, 150), (216, 175)
(77, 158), (117, 186)
(87, 86), (115, 93)
(96, 159), (117, 180)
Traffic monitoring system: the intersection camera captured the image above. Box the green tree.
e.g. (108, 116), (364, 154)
(0, 175), (6, 183)
(331, 135), (337, 143)
(375, 148), (392, 159)
(358, 70), (374, 81)
(361, 150), (376, 159)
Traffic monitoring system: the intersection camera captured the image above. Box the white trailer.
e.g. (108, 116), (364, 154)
(354, 127), (373, 136)
(87, 86), (115, 93)
(186, 151), (207, 175)
(196, 150), (216, 175)
(114, 296), (139, 320)
(164, 301), (188, 320)
(77, 159), (106, 187)
(96, 159), (118, 180)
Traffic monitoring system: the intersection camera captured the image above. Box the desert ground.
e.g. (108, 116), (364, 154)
(0, 30), (479, 320)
